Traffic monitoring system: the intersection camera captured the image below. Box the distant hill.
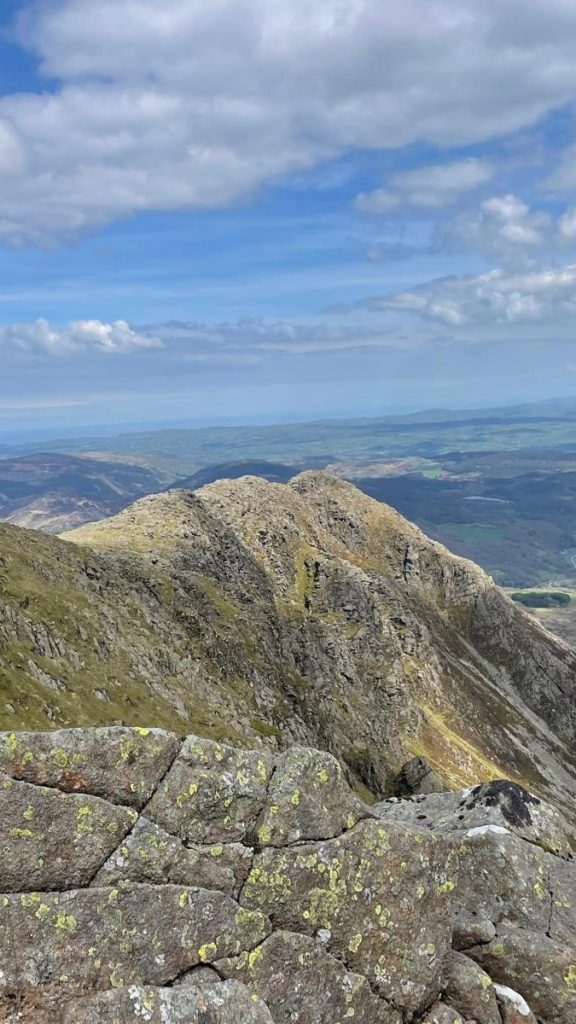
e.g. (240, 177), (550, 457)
(4, 397), (576, 471)
(0, 452), (163, 533)
(175, 460), (297, 490)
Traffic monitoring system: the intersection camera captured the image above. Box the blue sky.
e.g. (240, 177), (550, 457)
(3, 1), (576, 434)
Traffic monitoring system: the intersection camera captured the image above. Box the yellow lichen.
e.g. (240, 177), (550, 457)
(54, 913), (77, 933)
(198, 942), (218, 962)
(436, 880), (456, 894)
(258, 824), (272, 845)
(109, 965), (124, 988)
(565, 965), (576, 990)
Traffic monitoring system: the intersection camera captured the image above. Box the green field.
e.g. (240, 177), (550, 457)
(4, 398), (576, 473)
(505, 587), (576, 646)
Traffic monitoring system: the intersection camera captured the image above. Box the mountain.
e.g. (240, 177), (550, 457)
(175, 460), (297, 489)
(0, 452), (164, 533)
(1, 472), (575, 822)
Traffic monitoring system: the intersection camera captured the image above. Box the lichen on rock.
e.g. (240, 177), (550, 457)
(0, 726), (574, 1024)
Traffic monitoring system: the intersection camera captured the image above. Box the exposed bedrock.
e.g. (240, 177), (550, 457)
(0, 727), (574, 1023)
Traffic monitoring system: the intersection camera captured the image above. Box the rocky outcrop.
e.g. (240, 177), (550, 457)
(1, 727), (575, 1023)
(2, 473), (576, 822)
(392, 756), (447, 797)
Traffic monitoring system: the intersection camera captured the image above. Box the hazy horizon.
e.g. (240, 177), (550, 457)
(2, 393), (576, 449)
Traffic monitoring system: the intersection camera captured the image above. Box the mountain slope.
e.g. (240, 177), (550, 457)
(0, 452), (164, 532)
(1, 472), (575, 817)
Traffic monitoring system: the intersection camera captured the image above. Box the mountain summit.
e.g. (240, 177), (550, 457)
(1, 472), (575, 816)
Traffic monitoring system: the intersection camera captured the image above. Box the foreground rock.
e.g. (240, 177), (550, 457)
(0, 727), (575, 1023)
(62, 979), (275, 1024)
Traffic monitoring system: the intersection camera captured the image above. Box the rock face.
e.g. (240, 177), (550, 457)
(1, 473), (576, 822)
(0, 728), (575, 1023)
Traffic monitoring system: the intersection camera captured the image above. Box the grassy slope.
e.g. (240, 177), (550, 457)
(71, 475), (576, 804)
(1, 475), (576, 814)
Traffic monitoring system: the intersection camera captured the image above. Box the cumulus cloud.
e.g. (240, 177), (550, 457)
(438, 193), (551, 260)
(0, 319), (162, 355)
(363, 264), (576, 330)
(355, 159), (494, 213)
(4, 0), (576, 241)
(481, 195), (544, 245)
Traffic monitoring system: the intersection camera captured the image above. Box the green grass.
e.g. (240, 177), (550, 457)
(511, 590), (572, 609)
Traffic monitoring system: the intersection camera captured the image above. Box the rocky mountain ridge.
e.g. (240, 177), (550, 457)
(0, 725), (574, 1023)
(1, 472), (576, 818)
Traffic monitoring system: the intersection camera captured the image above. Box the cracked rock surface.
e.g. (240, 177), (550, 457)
(0, 727), (575, 1023)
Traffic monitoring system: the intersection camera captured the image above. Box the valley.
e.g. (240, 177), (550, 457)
(0, 452), (165, 533)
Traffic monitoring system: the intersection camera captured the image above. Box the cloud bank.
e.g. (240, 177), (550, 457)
(0, 319), (162, 355)
(4, 0), (576, 242)
(363, 264), (576, 331)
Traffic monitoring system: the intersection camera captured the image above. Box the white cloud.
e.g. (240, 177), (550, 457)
(440, 193), (551, 259)
(558, 207), (576, 239)
(148, 317), (410, 357)
(0, 318), (162, 355)
(0, 314), (415, 365)
(4, 0), (576, 241)
(355, 159), (494, 213)
(481, 195), (544, 245)
(0, 120), (26, 176)
(364, 264), (576, 330)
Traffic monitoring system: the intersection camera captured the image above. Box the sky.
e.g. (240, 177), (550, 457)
(4, 1), (576, 433)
